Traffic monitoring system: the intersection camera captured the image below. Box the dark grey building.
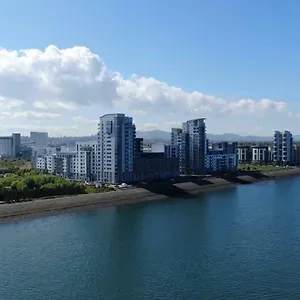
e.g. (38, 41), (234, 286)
(180, 118), (206, 175)
(133, 153), (179, 182)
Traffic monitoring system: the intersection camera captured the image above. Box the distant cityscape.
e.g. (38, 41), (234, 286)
(0, 114), (299, 184)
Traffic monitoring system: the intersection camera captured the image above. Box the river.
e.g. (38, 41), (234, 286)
(1, 177), (300, 299)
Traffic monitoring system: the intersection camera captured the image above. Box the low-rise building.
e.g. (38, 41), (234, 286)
(205, 151), (238, 173)
(237, 146), (252, 164)
(55, 152), (76, 179)
(210, 142), (238, 154)
(133, 153), (179, 181)
(252, 146), (269, 164)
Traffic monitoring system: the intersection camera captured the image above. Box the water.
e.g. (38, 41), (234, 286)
(1, 177), (300, 299)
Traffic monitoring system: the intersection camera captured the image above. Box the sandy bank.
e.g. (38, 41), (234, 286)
(1, 167), (300, 220)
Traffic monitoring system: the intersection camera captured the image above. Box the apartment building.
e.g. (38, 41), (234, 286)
(36, 155), (55, 173)
(55, 152), (77, 179)
(252, 146), (269, 164)
(210, 142), (238, 154)
(205, 152), (238, 173)
(273, 131), (293, 164)
(97, 113), (135, 184)
(75, 141), (97, 182)
(237, 145), (252, 164)
(164, 145), (180, 158)
(205, 142), (238, 173)
(171, 128), (182, 146)
(180, 118), (206, 175)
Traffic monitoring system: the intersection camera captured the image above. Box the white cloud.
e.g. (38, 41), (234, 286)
(0, 111), (62, 120)
(0, 45), (293, 135)
(0, 45), (288, 117)
(33, 101), (77, 110)
(72, 116), (98, 124)
(0, 96), (24, 109)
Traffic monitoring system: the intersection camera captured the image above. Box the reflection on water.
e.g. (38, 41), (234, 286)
(1, 178), (300, 299)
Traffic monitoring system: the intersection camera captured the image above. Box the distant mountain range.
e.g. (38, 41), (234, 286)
(136, 130), (300, 142)
(22, 131), (300, 145)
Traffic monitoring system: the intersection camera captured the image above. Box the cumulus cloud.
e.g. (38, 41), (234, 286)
(0, 45), (288, 122)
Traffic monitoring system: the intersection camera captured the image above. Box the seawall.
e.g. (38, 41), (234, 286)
(1, 167), (300, 220)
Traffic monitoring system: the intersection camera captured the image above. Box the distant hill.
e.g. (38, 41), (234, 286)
(24, 131), (300, 145)
(136, 130), (170, 140)
(136, 130), (300, 142)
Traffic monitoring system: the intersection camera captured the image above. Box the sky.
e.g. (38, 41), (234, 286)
(0, 0), (300, 136)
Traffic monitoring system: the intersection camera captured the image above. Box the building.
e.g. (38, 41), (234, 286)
(30, 132), (48, 147)
(268, 146), (274, 162)
(210, 142), (238, 154)
(134, 138), (143, 157)
(293, 144), (300, 165)
(273, 131), (293, 164)
(252, 146), (269, 164)
(237, 145), (252, 164)
(142, 143), (165, 153)
(34, 148), (76, 177)
(55, 152), (76, 179)
(171, 128), (182, 146)
(180, 118), (206, 175)
(133, 152), (179, 181)
(164, 145), (180, 158)
(75, 141), (97, 182)
(35, 155), (55, 173)
(205, 152), (238, 173)
(0, 133), (21, 157)
(97, 113), (135, 184)
(12, 133), (21, 157)
(205, 142), (238, 173)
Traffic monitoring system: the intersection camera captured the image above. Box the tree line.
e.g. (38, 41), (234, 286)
(0, 170), (86, 203)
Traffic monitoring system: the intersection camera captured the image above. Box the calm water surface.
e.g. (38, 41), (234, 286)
(1, 177), (300, 299)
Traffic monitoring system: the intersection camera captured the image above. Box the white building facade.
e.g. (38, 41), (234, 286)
(252, 146), (269, 164)
(75, 141), (97, 182)
(97, 113), (135, 184)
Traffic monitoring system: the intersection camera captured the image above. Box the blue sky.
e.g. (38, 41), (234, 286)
(0, 0), (300, 136)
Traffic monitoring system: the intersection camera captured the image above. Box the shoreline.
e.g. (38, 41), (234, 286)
(1, 168), (300, 221)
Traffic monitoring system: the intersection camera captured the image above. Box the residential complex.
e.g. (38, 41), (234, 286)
(23, 116), (300, 183)
(237, 130), (296, 166)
